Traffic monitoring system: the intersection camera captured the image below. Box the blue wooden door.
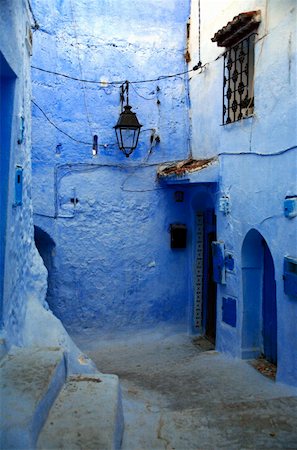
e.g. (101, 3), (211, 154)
(262, 241), (277, 364)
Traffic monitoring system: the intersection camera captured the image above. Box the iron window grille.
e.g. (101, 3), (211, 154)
(223, 33), (255, 125)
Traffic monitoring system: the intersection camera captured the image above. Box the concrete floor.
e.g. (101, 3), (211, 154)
(74, 330), (297, 450)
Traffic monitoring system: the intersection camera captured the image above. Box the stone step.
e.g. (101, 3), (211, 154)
(0, 346), (66, 449)
(37, 373), (124, 450)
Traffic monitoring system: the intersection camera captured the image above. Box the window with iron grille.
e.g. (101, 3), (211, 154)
(211, 11), (261, 125)
(223, 34), (255, 124)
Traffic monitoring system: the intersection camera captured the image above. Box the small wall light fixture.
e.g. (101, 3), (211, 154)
(114, 81), (142, 157)
(170, 224), (187, 249)
(92, 134), (98, 156)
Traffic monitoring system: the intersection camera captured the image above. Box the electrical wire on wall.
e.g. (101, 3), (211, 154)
(29, 0), (294, 218)
(31, 63), (205, 148)
(32, 100), (92, 145)
(31, 58), (210, 148)
(31, 99), (117, 148)
(69, 0), (95, 143)
(34, 157), (173, 219)
(129, 83), (157, 101)
(30, 0), (269, 90)
(197, 0), (202, 68)
(30, 0), (273, 155)
(31, 65), (201, 86)
(27, 0), (39, 30)
(30, 1), (273, 154)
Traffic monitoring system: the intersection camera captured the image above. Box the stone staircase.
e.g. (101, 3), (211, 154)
(0, 346), (124, 450)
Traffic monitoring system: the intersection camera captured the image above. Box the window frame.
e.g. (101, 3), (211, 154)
(222, 33), (256, 125)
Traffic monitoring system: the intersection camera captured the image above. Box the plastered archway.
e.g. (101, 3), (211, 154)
(241, 229), (277, 364)
(34, 226), (57, 314)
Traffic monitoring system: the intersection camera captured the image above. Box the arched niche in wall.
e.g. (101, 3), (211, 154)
(34, 226), (57, 314)
(241, 228), (277, 366)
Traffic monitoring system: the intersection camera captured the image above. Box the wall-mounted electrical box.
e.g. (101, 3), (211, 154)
(222, 296), (237, 327)
(170, 224), (187, 249)
(284, 196), (297, 219)
(284, 256), (297, 298)
(15, 166), (23, 206)
(219, 194), (230, 215)
(212, 242), (235, 283)
(212, 241), (226, 284)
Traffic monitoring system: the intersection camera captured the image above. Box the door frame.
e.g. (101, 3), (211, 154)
(0, 52), (16, 325)
(193, 209), (217, 342)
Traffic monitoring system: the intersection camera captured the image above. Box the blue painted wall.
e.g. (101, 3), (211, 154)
(0, 0), (38, 347)
(31, 0), (192, 336)
(188, 0), (297, 386)
(0, 52), (16, 325)
(0, 1), (96, 372)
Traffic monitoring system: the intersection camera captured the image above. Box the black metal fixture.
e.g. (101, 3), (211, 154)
(114, 81), (142, 157)
(222, 34), (255, 124)
(170, 224), (187, 249)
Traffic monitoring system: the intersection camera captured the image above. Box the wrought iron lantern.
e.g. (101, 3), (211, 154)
(114, 81), (142, 157)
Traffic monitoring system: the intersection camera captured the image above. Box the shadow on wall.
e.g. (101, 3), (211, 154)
(34, 226), (57, 314)
(241, 228), (277, 366)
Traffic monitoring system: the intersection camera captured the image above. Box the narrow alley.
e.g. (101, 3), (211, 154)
(75, 330), (297, 449)
(0, 0), (296, 448)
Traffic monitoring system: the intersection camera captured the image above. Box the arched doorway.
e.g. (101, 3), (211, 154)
(241, 229), (277, 364)
(34, 226), (56, 314)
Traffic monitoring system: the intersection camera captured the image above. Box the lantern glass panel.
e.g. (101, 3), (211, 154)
(120, 128), (137, 150)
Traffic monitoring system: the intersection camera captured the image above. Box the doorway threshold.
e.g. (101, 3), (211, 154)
(192, 335), (215, 352)
(249, 356), (277, 381)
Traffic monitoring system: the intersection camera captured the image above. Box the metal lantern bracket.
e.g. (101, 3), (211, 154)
(114, 81), (142, 157)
